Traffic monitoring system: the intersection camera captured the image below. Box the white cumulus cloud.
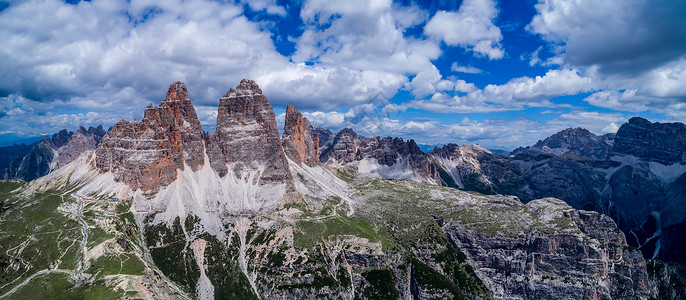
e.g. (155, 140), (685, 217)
(424, 0), (504, 59)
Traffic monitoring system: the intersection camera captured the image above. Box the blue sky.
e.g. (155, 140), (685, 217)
(0, 0), (685, 149)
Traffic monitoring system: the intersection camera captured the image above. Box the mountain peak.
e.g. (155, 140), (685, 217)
(234, 78), (262, 95)
(209, 79), (291, 182)
(628, 116), (651, 126)
(164, 81), (188, 102)
(286, 104), (297, 114)
(96, 81), (206, 191)
(511, 126), (613, 159)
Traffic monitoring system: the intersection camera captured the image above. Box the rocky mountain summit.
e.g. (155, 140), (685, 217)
(1, 125), (105, 181)
(95, 81), (206, 192)
(309, 123), (334, 154)
(512, 127), (614, 159)
(207, 79), (291, 182)
(319, 128), (440, 182)
(281, 105), (319, 167)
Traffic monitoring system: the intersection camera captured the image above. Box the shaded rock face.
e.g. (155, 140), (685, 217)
(308, 123), (333, 155)
(55, 126), (105, 169)
(512, 127), (614, 160)
(95, 82), (206, 192)
(613, 117), (686, 164)
(1, 126), (106, 182)
(356, 136), (439, 182)
(0, 143), (35, 171)
(434, 119), (686, 265)
(320, 128), (439, 182)
(319, 128), (359, 164)
(1, 137), (58, 182)
(207, 79), (291, 182)
(431, 144), (613, 212)
(281, 105), (319, 166)
(444, 200), (654, 300)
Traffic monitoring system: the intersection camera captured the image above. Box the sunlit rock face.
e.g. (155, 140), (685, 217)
(206, 79), (291, 183)
(95, 81), (206, 192)
(282, 105), (319, 167)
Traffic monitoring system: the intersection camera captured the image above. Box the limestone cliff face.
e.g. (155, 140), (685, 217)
(95, 81), (205, 192)
(207, 79), (291, 182)
(54, 126), (106, 169)
(613, 117), (686, 164)
(433, 118), (686, 265)
(282, 105), (319, 166)
(319, 128), (440, 183)
(308, 123), (334, 154)
(319, 128), (359, 165)
(444, 197), (654, 299)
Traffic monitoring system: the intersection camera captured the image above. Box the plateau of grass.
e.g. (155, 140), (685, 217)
(0, 182), (83, 294)
(8, 272), (123, 300)
(88, 253), (146, 278)
(294, 210), (393, 250)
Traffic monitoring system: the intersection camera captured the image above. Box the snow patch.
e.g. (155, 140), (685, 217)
(607, 154), (686, 184)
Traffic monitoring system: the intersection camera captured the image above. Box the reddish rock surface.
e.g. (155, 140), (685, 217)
(207, 79), (291, 182)
(95, 81), (206, 192)
(282, 105), (319, 166)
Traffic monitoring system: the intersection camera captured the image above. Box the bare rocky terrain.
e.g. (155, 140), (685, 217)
(0, 80), (684, 299)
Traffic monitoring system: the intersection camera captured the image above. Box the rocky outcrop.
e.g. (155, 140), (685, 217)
(281, 105), (319, 166)
(1, 126), (106, 182)
(319, 128), (359, 165)
(434, 118), (686, 266)
(512, 127), (614, 160)
(55, 126), (106, 169)
(206, 79), (291, 182)
(612, 117), (686, 164)
(308, 124), (333, 154)
(444, 197), (654, 299)
(95, 81), (206, 192)
(320, 128), (439, 183)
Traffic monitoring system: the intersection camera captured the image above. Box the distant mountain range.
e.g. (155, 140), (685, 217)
(0, 126), (106, 182)
(317, 116), (686, 265)
(1, 80), (684, 299)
